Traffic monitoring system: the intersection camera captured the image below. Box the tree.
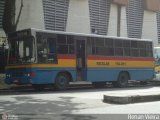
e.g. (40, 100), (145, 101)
(3, 0), (16, 33)
(3, 0), (23, 33)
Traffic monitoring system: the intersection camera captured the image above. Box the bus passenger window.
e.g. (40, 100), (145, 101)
(131, 49), (139, 57)
(69, 45), (75, 54)
(37, 38), (48, 63)
(47, 38), (57, 64)
(37, 36), (57, 64)
(115, 48), (123, 56)
(124, 48), (130, 56)
(57, 45), (68, 54)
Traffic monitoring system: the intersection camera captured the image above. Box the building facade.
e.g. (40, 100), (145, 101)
(12, 0), (160, 46)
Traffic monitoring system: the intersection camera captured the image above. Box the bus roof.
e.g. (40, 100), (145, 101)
(18, 28), (153, 42)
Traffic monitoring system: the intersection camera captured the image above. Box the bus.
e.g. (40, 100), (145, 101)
(5, 28), (155, 90)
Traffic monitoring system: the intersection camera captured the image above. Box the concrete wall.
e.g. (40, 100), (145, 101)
(13, 0), (159, 47)
(66, 0), (90, 34)
(15, 0), (45, 30)
(108, 4), (127, 38)
(120, 6), (127, 37)
(108, 4), (117, 36)
(142, 10), (158, 47)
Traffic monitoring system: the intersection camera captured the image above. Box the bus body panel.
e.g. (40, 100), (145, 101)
(5, 67), (77, 85)
(33, 68), (77, 84)
(5, 68), (32, 84)
(86, 55), (154, 82)
(86, 68), (154, 82)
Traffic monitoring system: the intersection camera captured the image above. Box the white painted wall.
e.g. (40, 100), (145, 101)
(142, 10), (158, 47)
(108, 4), (117, 36)
(108, 4), (127, 38)
(15, 0), (45, 30)
(13, 0), (159, 46)
(120, 6), (127, 37)
(66, 0), (90, 34)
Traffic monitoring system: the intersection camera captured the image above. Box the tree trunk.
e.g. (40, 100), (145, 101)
(3, 0), (16, 33)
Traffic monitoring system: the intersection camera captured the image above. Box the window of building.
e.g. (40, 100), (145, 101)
(89, 0), (111, 35)
(43, 0), (69, 31)
(126, 0), (144, 38)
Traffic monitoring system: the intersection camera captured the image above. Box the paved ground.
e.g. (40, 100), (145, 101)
(1, 86), (160, 120)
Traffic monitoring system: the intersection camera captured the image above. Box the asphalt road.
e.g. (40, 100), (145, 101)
(1, 84), (160, 120)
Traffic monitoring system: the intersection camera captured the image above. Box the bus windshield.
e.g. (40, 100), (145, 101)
(8, 36), (35, 64)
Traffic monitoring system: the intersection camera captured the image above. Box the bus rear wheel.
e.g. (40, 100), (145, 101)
(55, 73), (69, 90)
(113, 72), (129, 88)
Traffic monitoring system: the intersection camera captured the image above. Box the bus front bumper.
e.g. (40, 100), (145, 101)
(5, 74), (32, 85)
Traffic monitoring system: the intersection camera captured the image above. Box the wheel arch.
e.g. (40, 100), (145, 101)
(56, 71), (73, 82)
(118, 71), (131, 80)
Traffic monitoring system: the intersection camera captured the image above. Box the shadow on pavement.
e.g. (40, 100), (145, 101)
(1, 80), (160, 96)
(0, 96), (97, 120)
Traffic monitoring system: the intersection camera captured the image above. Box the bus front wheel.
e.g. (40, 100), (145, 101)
(55, 73), (69, 90)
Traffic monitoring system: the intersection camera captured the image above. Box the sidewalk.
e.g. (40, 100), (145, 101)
(103, 87), (160, 104)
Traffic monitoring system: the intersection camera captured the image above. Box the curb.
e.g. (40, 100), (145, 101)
(103, 94), (160, 104)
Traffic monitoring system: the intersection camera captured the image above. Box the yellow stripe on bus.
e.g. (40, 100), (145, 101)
(87, 60), (155, 68)
(6, 59), (76, 69)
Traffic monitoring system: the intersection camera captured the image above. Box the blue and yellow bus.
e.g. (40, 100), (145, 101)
(5, 28), (155, 90)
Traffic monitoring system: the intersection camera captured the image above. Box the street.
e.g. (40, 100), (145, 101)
(1, 86), (160, 120)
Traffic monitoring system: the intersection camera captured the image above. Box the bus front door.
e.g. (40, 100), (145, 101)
(76, 40), (86, 81)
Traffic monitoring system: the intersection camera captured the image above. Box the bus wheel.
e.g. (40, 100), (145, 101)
(32, 84), (45, 91)
(116, 72), (129, 88)
(92, 82), (106, 88)
(55, 73), (69, 90)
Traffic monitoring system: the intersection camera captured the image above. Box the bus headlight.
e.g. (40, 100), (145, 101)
(25, 74), (30, 77)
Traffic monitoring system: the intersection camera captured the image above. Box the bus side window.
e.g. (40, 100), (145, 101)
(37, 36), (47, 63)
(47, 38), (57, 64)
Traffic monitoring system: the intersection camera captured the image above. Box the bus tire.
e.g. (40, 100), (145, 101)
(32, 84), (45, 91)
(92, 82), (106, 88)
(55, 73), (69, 90)
(115, 72), (129, 88)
